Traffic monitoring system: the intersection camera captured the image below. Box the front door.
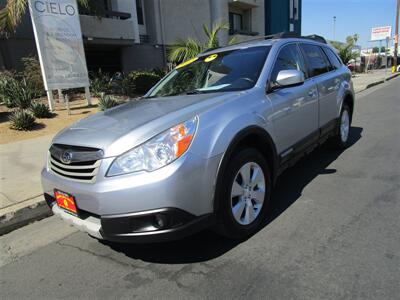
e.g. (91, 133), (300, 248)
(266, 43), (319, 155)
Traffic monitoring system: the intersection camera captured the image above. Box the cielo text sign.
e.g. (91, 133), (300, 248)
(28, 0), (89, 90)
(371, 26), (392, 41)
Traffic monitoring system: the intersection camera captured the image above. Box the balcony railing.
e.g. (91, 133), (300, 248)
(229, 29), (259, 36)
(80, 9), (131, 20)
(79, 13), (135, 41)
(229, 0), (259, 8)
(140, 35), (150, 43)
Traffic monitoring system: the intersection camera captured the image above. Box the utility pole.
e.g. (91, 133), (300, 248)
(333, 16), (337, 41)
(394, 0), (399, 72)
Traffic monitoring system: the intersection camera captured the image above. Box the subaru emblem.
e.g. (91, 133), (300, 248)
(61, 151), (73, 164)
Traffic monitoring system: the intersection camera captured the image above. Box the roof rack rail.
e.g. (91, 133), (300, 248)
(202, 32), (327, 53)
(227, 32), (288, 47)
(303, 34), (327, 44)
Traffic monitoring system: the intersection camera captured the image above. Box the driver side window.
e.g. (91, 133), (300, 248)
(270, 44), (306, 87)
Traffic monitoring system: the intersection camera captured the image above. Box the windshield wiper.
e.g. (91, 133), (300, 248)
(186, 90), (205, 95)
(186, 89), (223, 95)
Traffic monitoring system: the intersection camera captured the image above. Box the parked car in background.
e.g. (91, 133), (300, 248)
(347, 63), (354, 72)
(41, 33), (355, 243)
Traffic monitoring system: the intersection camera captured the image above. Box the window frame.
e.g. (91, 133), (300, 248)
(229, 12), (243, 34)
(267, 42), (307, 91)
(322, 47), (344, 70)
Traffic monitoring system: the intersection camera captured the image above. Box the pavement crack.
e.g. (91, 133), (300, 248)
(56, 241), (133, 268)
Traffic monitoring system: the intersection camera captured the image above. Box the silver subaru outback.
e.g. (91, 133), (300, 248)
(41, 34), (354, 243)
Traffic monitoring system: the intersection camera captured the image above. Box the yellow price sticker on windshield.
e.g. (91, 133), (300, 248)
(175, 57), (198, 69)
(204, 54), (218, 62)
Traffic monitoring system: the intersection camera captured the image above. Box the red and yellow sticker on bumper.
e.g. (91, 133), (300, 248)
(55, 190), (78, 215)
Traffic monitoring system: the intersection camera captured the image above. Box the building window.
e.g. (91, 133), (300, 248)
(229, 12), (243, 34)
(103, 0), (110, 10)
(136, 0), (144, 25)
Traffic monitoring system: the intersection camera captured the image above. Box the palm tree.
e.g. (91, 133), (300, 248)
(0, 0), (91, 34)
(353, 34), (359, 45)
(168, 22), (236, 64)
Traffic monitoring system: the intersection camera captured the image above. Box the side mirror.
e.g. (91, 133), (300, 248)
(275, 69), (305, 88)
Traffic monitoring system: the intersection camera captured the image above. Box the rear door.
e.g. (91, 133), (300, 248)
(266, 43), (319, 155)
(299, 43), (341, 131)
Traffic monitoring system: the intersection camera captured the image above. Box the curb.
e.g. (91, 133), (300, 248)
(0, 195), (52, 236)
(356, 72), (400, 94)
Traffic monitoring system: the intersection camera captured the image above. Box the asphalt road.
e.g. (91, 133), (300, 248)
(1, 78), (399, 299)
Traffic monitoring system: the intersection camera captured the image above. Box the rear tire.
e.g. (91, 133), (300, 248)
(214, 148), (271, 239)
(330, 103), (352, 149)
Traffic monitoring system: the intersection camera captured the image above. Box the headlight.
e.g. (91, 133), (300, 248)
(107, 116), (198, 176)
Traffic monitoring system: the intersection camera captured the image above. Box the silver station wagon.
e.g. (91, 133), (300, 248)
(42, 33), (355, 243)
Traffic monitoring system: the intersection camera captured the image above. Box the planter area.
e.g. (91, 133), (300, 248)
(0, 96), (106, 144)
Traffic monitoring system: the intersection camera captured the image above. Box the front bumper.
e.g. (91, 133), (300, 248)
(42, 152), (222, 216)
(42, 152), (222, 242)
(48, 195), (214, 243)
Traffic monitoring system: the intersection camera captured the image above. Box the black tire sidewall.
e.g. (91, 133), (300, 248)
(216, 148), (271, 239)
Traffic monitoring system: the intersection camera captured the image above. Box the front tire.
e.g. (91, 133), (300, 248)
(215, 148), (271, 239)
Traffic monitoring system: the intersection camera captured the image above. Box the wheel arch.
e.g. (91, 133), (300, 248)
(341, 92), (355, 121)
(213, 126), (279, 213)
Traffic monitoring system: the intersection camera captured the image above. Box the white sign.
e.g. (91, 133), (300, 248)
(371, 26), (392, 41)
(28, 0), (89, 90)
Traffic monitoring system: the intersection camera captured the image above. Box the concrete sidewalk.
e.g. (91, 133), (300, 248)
(0, 135), (53, 234)
(0, 70), (399, 235)
(352, 68), (399, 93)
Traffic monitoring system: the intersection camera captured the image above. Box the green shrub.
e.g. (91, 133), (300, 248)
(127, 71), (162, 94)
(98, 94), (120, 111)
(90, 70), (111, 97)
(0, 71), (18, 108)
(152, 67), (169, 78)
(21, 56), (44, 96)
(6, 78), (37, 109)
(30, 102), (52, 118)
(9, 110), (36, 131)
(118, 75), (136, 96)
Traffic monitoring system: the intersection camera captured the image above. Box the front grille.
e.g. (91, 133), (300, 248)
(49, 144), (103, 183)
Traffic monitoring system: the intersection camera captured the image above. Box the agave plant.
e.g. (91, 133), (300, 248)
(98, 93), (120, 111)
(30, 101), (52, 118)
(168, 22), (237, 64)
(0, 71), (17, 107)
(3, 77), (39, 109)
(9, 109), (36, 131)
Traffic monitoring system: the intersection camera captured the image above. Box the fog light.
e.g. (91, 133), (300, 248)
(154, 214), (167, 229)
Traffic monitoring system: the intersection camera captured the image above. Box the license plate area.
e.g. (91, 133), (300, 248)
(54, 190), (78, 216)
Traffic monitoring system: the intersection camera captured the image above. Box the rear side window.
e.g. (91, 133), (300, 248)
(323, 47), (343, 69)
(299, 44), (329, 77)
(270, 44), (307, 85)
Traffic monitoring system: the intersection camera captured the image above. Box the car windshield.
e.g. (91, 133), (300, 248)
(147, 46), (271, 98)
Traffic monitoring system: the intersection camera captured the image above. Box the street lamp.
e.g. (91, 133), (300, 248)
(333, 16), (337, 41)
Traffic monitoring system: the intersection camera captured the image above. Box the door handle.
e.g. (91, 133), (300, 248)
(308, 90), (315, 97)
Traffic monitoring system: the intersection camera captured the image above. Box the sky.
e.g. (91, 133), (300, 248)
(302, 0), (397, 49)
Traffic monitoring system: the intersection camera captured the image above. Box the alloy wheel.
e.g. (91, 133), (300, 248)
(230, 162), (266, 225)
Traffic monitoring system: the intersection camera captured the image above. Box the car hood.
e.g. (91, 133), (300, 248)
(52, 92), (241, 157)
